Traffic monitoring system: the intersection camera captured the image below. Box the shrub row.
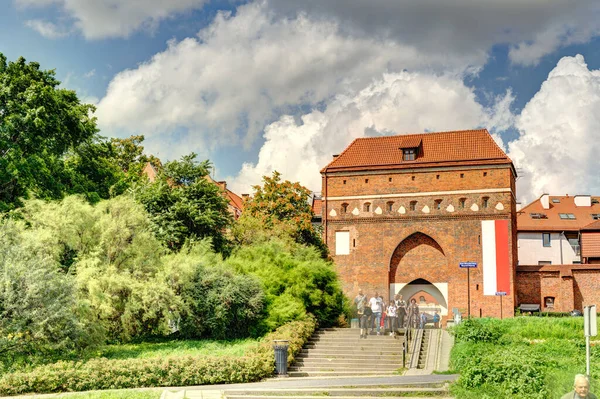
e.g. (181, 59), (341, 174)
(0, 317), (317, 395)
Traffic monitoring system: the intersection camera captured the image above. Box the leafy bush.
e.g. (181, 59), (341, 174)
(0, 317), (317, 395)
(179, 264), (265, 339)
(0, 220), (102, 370)
(226, 239), (345, 330)
(451, 317), (504, 343)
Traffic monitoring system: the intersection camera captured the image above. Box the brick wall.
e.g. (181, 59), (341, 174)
(323, 165), (517, 319)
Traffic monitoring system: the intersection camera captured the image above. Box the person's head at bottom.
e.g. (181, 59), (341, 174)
(574, 374), (591, 398)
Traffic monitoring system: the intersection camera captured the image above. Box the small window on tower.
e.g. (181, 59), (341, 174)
(459, 198), (466, 208)
(545, 296), (555, 308)
(410, 201), (417, 211)
(403, 148), (416, 161)
(389, 177), (393, 182)
(364, 202), (371, 212)
(341, 203), (348, 214)
(482, 197), (489, 208)
(387, 201), (394, 212)
(435, 199), (442, 210)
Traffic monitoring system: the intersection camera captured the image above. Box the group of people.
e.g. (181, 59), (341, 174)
(354, 290), (440, 339)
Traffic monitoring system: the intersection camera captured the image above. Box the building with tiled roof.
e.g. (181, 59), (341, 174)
(320, 129), (518, 320)
(515, 194), (600, 312)
(517, 194), (600, 264)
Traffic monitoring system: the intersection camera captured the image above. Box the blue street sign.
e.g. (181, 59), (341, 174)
(459, 262), (477, 268)
(495, 291), (507, 296)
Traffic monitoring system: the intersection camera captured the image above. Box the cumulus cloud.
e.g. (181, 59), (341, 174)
(229, 71), (515, 194)
(95, 2), (480, 161)
(508, 55), (600, 203)
(269, 0), (600, 67)
(24, 19), (70, 38)
(16, 0), (209, 39)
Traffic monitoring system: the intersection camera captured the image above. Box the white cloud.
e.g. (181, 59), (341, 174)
(229, 71), (515, 194)
(269, 0), (600, 67)
(96, 2), (480, 162)
(508, 55), (600, 203)
(16, 0), (209, 39)
(24, 19), (69, 38)
(84, 69), (96, 78)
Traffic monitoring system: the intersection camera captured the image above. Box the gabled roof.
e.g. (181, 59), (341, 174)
(517, 195), (600, 232)
(312, 198), (322, 216)
(582, 219), (600, 231)
(226, 189), (244, 211)
(321, 129), (512, 173)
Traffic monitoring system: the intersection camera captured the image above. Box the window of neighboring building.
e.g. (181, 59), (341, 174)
(403, 148), (416, 161)
(434, 199), (442, 210)
(341, 203), (348, 214)
(592, 214), (600, 220)
(459, 198), (466, 209)
(566, 233), (580, 256)
(364, 202), (371, 212)
(386, 201), (394, 212)
(482, 196), (489, 208)
(544, 296), (555, 308)
(335, 231), (350, 255)
(542, 233), (551, 247)
(552, 198), (560, 203)
(559, 213), (576, 219)
(410, 201), (417, 211)
(538, 260), (552, 265)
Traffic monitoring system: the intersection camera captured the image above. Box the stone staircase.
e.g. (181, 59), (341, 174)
(289, 328), (407, 377)
(223, 383), (452, 398)
(417, 330), (431, 369)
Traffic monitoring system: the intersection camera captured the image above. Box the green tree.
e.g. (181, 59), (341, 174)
(236, 171), (326, 256)
(0, 53), (98, 211)
(226, 239), (344, 331)
(134, 153), (232, 253)
(0, 219), (102, 368)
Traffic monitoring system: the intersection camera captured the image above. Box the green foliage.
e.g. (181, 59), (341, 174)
(0, 53), (98, 211)
(451, 317), (504, 343)
(236, 171), (326, 256)
(179, 261), (266, 339)
(134, 153), (232, 253)
(0, 317), (317, 395)
(0, 219), (101, 370)
(450, 317), (600, 399)
(226, 239), (344, 330)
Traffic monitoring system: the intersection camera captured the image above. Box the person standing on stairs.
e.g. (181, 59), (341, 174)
(395, 294), (407, 329)
(386, 301), (398, 336)
(369, 292), (384, 335)
(354, 290), (367, 338)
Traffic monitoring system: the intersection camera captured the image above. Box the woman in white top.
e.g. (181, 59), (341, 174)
(386, 302), (398, 336)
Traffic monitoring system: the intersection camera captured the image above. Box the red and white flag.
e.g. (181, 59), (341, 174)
(481, 219), (510, 296)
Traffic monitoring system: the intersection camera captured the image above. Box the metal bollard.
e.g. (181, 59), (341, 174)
(273, 340), (290, 377)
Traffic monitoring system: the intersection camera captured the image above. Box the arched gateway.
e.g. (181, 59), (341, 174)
(389, 232), (449, 316)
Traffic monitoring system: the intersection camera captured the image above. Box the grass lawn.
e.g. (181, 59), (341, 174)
(96, 338), (258, 360)
(449, 316), (600, 399)
(48, 390), (162, 399)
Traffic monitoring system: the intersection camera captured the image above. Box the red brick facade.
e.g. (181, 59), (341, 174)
(321, 130), (518, 319)
(516, 265), (600, 312)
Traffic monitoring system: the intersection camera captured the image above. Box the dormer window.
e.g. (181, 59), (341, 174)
(403, 148), (416, 161)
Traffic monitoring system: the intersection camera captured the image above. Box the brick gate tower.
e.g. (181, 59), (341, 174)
(320, 129), (518, 319)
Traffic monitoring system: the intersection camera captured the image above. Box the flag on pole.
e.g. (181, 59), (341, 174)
(481, 219), (510, 296)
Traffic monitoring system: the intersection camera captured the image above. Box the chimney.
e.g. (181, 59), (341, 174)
(332, 154), (339, 159)
(217, 181), (227, 190)
(242, 194), (250, 199)
(574, 195), (592, 207)
(516, 202), (522, 212)
(540, 194), (550, 209)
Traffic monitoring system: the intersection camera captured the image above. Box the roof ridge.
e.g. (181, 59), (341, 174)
(351, 128), (489, 142)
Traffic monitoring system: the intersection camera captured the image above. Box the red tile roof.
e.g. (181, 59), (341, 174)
(321, 129), (512, 173)
(517, 195), (600, 232)
(226, 189), (244, 211)
(312, 198), (323, 216)
(582, 219), (600, 231)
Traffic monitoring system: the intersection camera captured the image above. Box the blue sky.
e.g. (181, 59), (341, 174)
(2, 1), (600, 202)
